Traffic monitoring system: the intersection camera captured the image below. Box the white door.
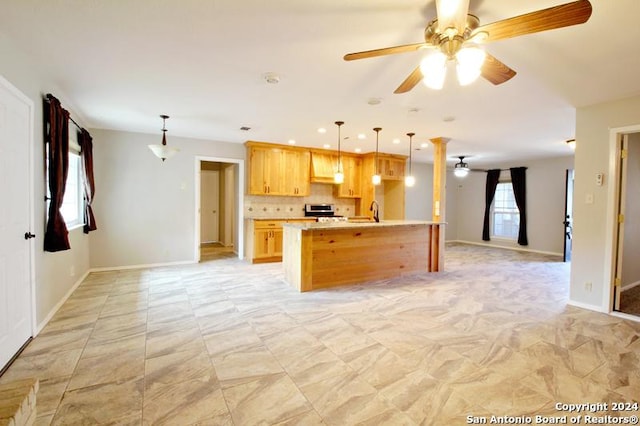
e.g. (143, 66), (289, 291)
(0, 76), (34, 370)
(200, 170), (219, 243)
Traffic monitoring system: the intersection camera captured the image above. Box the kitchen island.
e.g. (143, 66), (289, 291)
(282, 220), (444, 292)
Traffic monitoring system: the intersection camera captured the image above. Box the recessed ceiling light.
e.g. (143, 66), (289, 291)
(318, 128), (327, 134)
(357, 134), (366, 140)
(420, 142), (429, 148)
(288, 139), (296, 145)
(323, 144), (331, 149)
(443, 116), (455, 122)
(354, 148), (362, 153)
(392, 138), (400, 144)
(367, 97), (382, 105)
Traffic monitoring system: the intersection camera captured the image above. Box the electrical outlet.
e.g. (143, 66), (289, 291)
(585, 282), (592, 292)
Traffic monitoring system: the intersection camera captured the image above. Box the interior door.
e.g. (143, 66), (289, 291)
(563, 169), (574, 262)
(200, 170), (219, 243)
(0, 76), (33, 371)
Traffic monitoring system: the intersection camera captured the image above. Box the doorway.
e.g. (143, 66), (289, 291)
(0, 75), (35, 371)
(195, 157), (244, 262)
(613, 133), (640, 317)
(563, 169), (574, 262)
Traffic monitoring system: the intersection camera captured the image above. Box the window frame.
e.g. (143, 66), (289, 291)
(490, 180), (520, 240)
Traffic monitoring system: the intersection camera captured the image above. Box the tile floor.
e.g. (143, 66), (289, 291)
(1, 243), (639, 425)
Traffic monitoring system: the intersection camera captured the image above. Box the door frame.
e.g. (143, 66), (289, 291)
(194, 156), (244, 262)
(605, 124), (640, 315)
(0, 74), (36, 337)
(563, 169), (574, 262)
(200, 169), (220, 244)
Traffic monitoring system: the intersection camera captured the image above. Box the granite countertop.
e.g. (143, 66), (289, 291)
(282, 220), (444, 230)
(246, 217), (314, 221)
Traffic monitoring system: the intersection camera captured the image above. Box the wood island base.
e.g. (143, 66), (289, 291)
(282, 221), (444, 292)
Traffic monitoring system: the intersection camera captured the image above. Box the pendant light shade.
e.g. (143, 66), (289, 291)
(454, 156), (470, 178)
(405, 132), (416, 187)
(148, 114), (179, 162)
(334, 121), (344, 184)
(372, 127), (382, 185)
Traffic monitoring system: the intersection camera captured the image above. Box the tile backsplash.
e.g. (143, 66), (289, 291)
(244, 184), (356, 218)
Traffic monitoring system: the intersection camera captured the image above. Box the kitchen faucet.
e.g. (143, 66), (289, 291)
(369, 200), (379, 223)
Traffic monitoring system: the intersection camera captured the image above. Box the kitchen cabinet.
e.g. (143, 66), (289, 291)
(247, 143), (310, 196)
(249, 218), (316, 263)
(336, 155), (362, 198)
(378, 156), (406, 180)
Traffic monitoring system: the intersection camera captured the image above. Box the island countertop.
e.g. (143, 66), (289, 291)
(282, 219), (444, 231)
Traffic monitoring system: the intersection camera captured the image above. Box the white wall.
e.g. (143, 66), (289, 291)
(0, 32), (91, 328)
(572, 95), (640, 310)
(89, 129), (244, 268)
(621, 133), (640, 288)
(451, 156), (574, 255)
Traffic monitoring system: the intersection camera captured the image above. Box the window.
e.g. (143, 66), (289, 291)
(46, 122), (85, 229)
(492, 182), (519, 239)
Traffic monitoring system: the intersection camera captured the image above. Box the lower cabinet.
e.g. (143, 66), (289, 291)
(248, 218), (315, 263)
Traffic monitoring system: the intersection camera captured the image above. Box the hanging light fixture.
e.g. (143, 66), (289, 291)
(334, 121), (345, 184)
(454, 156), (470, 178)
(405, 132), (416, 187)
(372, 127), (382, 185)
(148, 114), (179, 162)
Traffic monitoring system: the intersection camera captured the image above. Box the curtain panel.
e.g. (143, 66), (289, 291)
(482, 169), (501, 241)
(43, 94), (71, 252)
(79, 128), (97, 233)
(510, 167), (528, 245)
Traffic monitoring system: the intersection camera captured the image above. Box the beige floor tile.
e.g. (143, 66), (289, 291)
(0, 349), (82, 384)
(145, 326), (206, 358)
(222, 373), (311, 426)
(145, 348), (216, 391)
(212, 345), (284, 388)
(67, 348), (145, 391)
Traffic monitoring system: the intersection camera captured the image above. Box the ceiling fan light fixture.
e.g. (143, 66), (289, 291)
(456, 46), (486, 86)
(454, 156), (470, 178)
(420, 52), (447, 90)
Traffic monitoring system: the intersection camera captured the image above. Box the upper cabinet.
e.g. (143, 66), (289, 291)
(378, 155), (406, 181)
(247, 142), (310, 196)
(336, 155), (362, 198)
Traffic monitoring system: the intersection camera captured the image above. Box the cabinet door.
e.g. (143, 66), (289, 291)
(337, 156), (362, 198)
(249, 147), (269, 195)
(254, 228), (272, 258)
(272, 229), (284, 257)
(378, 158), (405, 180)
(283, 150), (310, 196)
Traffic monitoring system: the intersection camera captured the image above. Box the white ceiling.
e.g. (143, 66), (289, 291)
(2, 0), (640, 167)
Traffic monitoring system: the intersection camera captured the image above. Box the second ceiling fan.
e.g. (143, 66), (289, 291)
(344, 0), (593, 93)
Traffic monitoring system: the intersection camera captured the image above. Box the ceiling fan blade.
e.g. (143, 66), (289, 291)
(435, 0), (470, 35)
(394, 66), (423, 94)
(481, 53), (516, 85)
(472, 0), (592, 43)
(344, 42), (428, 61)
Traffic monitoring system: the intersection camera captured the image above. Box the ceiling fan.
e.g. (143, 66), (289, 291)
(344, 0), (592, 93)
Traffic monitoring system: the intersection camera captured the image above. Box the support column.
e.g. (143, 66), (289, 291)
(429, 137), (449, 271)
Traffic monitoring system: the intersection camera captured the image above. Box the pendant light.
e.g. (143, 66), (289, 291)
(148, 114), (179, 162)
(334, 121), (344, 184)
(454, 156), (470, 178)
(405, 132), (416, 187)
(372, 127), (382, 185)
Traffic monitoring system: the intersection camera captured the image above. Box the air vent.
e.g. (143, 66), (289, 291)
(240, 126), (251, 131)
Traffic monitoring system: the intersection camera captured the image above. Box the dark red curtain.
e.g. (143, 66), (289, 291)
(79, 128), (97, 233)
(43, 95), (71, 252)
(482, 169), (501, 241)
(510, 167), (528, 245)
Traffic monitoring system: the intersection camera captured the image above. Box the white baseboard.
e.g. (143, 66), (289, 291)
(451, 240), (563, 257)
(90, 260), (196, 273)
(36, 269), (91, 335)
(566, 299), (607, 313)
(621, 280), (640, 292)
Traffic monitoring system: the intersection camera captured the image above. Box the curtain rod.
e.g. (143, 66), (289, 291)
(44, 93), (83, 131)
(483, 167), (528, 172)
